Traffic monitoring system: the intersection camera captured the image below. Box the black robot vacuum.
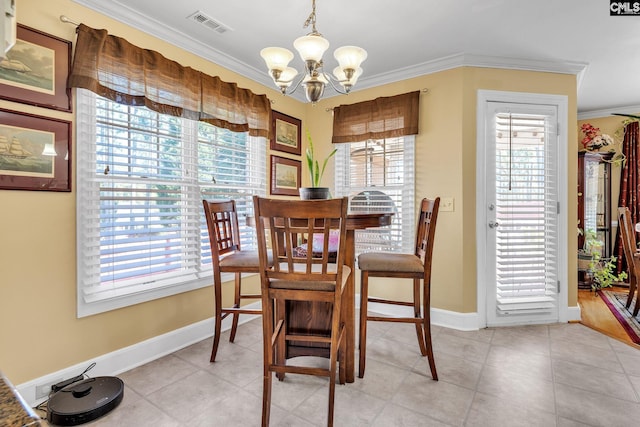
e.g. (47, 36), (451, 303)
(47, 376), (124, 426)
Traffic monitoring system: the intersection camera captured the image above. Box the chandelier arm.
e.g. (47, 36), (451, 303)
(282, 74), (306, 96)
(321, 71), (348, 95)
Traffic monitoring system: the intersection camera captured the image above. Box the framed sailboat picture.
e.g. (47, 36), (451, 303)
(0, 108), (71, 191)
(0, 25), (72, 112)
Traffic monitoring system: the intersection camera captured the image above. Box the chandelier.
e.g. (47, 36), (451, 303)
(260, 0), (367, 103)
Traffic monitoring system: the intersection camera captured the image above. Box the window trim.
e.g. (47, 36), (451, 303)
(335, 136), (415, 255)
(76, 89), (265, 317)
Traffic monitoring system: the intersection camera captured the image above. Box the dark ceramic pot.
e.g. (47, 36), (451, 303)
(299, 187), (331, 200)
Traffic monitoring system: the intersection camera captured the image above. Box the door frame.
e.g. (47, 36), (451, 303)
(476, 90), (570, 328)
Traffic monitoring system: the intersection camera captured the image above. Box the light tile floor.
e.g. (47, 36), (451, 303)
(43, 315), (640, 426)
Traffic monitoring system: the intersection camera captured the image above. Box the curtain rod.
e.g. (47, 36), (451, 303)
(325, 88), (428, 112)
(60, 15), (80, 26)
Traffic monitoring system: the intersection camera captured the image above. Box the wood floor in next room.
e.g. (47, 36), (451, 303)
(579, 285), (640, 348)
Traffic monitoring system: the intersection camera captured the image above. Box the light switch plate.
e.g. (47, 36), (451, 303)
(440, 197), (454, 212)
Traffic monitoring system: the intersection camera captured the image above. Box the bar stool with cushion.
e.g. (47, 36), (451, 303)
(203, 199), (265, 363)
(358, 197), (440, 380)
(253, 196), (350, 427)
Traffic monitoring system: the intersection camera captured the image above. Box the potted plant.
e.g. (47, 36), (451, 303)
(299, 129), (337, 200)
(588, 254), (627, 292)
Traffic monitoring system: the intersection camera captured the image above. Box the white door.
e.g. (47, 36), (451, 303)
(480, 98), (562, 327)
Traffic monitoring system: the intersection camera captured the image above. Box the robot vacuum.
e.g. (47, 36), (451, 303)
(47, 376), (124, 426)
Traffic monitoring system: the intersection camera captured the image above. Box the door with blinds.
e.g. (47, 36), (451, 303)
(484, 101), (560, 326)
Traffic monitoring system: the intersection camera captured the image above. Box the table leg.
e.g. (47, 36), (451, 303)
(345, 229), (355, 383)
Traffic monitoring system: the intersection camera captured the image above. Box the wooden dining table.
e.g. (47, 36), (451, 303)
(248, 210), (393, 383)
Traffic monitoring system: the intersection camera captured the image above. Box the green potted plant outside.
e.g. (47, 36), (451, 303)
(588, 254), (627, 292)
(299, 129), (337, 200)
(581, 228), (628, 291)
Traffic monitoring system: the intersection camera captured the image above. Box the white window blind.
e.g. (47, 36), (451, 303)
(335, 136), (415, 254)
(76, 89), (266, 317)
(494, 112), (558, 315)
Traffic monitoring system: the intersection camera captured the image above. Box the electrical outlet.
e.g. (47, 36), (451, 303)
(440, 197), (454, 212)
(36, 378), (62, 399)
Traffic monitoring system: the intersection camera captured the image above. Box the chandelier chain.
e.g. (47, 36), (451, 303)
(303, 0), (320, 35)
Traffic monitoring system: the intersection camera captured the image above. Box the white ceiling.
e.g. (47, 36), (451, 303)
(71, 0), (640, 116)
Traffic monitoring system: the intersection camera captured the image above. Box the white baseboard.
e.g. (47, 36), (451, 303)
(566, 304), (582, 322)
(17, 305), (260, 407)
(363, 300), (480, 331)
(18, 298), (582, 407)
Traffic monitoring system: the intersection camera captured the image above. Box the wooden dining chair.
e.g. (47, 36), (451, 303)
(617, 207), (640, 315)
(253, 196), (350, 427)
(358, 197), (440, 380)
(202, 199), (264, 362)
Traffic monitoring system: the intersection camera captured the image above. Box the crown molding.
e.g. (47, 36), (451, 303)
(578, 104), (640, 120)
(355, 53), (587, 92)
(71, 0), (272, 85)
(72, 0), (589, 104)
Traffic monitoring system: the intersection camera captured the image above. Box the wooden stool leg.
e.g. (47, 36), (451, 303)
(413, 277), (427, 356)
(626, 274), (637, 309)
(210, 277), (223, 362)
(275, 299), (287, 381)
(261, 294), (274, 427)
(230, 272), (241, 342)
(633, 283), (640, 317)
(423, 282), (437, 381)
(327, 294), (341, 427)
(358, 271), (369, 378)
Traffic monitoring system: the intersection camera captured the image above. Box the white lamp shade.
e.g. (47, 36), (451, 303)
(333, 45), (367, 70)
(293, 35), (329, 62)
(333, 66), (362, 85)
(260, 47), (294, 71)
(277, 67), (299, 84)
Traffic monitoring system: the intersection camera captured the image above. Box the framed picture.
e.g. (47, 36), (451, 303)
(0, 108), (71, 191)
(271, 111), (302, 155)
(0, 24), (72, 112)
(270, 155), (301, 196)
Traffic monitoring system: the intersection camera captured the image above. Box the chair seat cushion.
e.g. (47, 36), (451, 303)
(220, 250), (272, 269)
(293, 231), (339, 262)
(270, 265), (351, 291)
(358, 252), (423, 273)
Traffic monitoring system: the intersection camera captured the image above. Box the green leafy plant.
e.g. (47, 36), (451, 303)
(305, 129), (337, 187)
(588, 255), (627, 291)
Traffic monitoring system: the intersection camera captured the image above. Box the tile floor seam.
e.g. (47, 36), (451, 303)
(41, 320), (640, 427)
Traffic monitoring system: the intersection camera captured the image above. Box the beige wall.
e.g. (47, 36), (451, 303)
(306, 67), (578, 313)
(0, 0), (578, 385)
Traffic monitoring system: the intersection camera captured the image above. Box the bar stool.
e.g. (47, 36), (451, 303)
(203, 199), (264, 362)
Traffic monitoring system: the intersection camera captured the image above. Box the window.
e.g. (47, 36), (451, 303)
(76, 89), (266, 317)
(335, 136), (415, 254)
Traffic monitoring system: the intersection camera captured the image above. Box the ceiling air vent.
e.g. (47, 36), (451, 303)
(187, 11), (233, 34)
